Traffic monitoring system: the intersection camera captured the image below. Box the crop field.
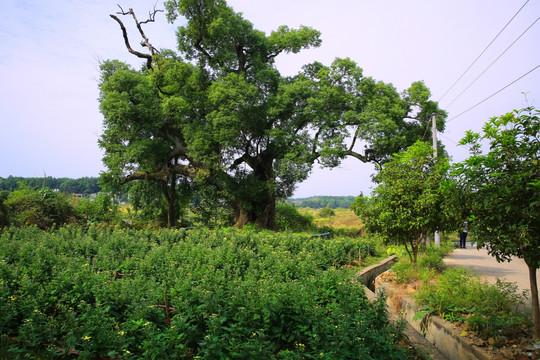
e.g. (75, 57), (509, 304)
(0, 226), (407, 359)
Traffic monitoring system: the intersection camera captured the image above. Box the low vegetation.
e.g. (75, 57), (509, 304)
(387, 242), (531, 344)
(0, 225), (408, 359)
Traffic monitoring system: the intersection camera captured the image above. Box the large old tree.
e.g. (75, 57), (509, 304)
(99, 0), (446, 228)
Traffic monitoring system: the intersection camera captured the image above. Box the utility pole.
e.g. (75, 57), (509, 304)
(432, 113), (438, 158)
(432, 113), (440, 247)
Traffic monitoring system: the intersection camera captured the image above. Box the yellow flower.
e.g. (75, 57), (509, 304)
(83, 336), (91, 341)
(119, 331), (125, 336)
(9, 296), (15, 301)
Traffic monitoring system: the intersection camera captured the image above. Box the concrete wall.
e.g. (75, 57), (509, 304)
(355, 255), (397, 291)
(357, 257), (449, 360)
(377, 280), (492, 360)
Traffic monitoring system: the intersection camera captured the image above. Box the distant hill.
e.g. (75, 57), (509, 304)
(0, 176), (102, 195)
(287, 196), (357, 209)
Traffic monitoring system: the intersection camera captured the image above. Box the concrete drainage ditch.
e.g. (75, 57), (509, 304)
(357, 256), (492, 360)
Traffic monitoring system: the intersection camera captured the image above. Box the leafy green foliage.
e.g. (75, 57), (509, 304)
(0, 192), (9, 228)
(390, 250), (440, 285)
(0, 176), (101, 195)
(74, 193), (119, 224)
(101, 0), (445, 229)
(4, 186), (76, 229)
(356, 141), (450, 263)
(275, 204), (314, 231)
(318, 207), (336, 218)
(452, 106), (540, 336)
(453, 106), (540, 266)
(415, 268), (530, 339)
(288, 196), (357, 209)
(0, 226), (404, 359)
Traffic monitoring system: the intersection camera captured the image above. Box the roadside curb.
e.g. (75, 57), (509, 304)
(376, 277), (492, 360)
(357, 257), (448, 360)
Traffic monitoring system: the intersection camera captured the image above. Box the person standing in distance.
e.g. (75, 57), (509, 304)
(459, 221), (469, 248)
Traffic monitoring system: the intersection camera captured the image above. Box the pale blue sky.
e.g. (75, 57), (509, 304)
(1, 0), (539, 197)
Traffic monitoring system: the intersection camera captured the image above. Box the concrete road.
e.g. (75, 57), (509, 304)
(443, 242), (537, 302)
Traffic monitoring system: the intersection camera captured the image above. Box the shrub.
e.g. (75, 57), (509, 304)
(0, 226), (406, 359)
(74, 193), (119, 224)
(417, 246), (446, 272)
(318, 206), (335, 218)
(275, 204), (314, 231)
(5, 186), (76, 229)
(0, 191), (9, 228)
(414, 267), (530, 339)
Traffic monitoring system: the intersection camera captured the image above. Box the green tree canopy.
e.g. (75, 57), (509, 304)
(452, 106), (540, 337)
(355, 141), (449, 263)
(99, 0), (445, 229)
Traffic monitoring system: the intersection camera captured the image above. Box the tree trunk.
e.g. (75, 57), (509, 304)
(160, 172), (178, 228)
(232, 205), (250, 228)
(166, 194), (176, 228)
(528, 263), (540, 339)
(230, 156), (277, 229)
(231, 193), (276, 230)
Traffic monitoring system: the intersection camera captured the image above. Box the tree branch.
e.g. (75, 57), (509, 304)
(120, 163), (198, 185)
(345, 149), (369, 163)
(111, 4), (162, 69)
(110, 14), (153, 69)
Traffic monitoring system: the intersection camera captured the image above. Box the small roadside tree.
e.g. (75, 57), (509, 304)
(355, 141), (449, 263)
(453, 106), (540, 338)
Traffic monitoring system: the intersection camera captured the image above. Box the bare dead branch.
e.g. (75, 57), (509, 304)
(111, 4), (163, 69)
(116, 4), (129, 15)
(140, 5), (164, 24)
(110, 14), (153, 69)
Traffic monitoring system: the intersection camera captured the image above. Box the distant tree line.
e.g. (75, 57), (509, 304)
(0, 176), (102, 195)
(287, 196), (356, 209)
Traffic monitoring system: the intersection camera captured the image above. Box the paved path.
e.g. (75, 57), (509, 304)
(443, 242), (537, 304)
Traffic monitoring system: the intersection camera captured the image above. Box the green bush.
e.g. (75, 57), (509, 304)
(390, 244), (445, 285)
(417, 246), (446, 272)
(74, 193), (119, 224)
(318, 206), (336, 218)
(275, 204), (314, 231)
(5, 186), (76, 229)
(0, 191), (9, 228)
(415, 267), (530, 339)
(0, 226), (405, 359)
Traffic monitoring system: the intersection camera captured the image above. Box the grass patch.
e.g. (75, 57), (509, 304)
(415, 267), (530, 339)
(388, 241), (531, 342)
(300, 208), (364, 231)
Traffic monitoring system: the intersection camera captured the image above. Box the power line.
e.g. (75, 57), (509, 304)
(438, 133), (459, 146)
(446, 15), (540, 108)
(438, 0), (529, 103)
(448, 63), (540, 122)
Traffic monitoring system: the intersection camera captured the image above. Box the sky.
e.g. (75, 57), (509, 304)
(1, 0), (539, 198)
